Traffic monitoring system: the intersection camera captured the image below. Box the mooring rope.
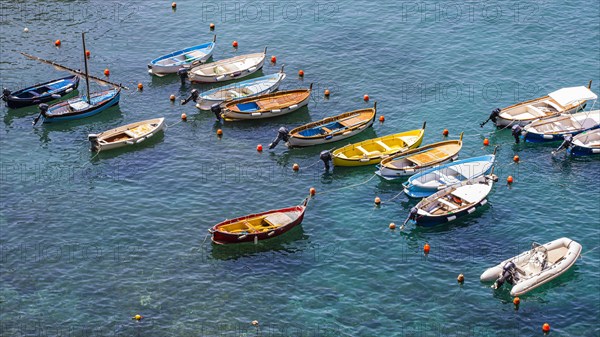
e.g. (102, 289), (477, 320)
(318, 173), (378, 196)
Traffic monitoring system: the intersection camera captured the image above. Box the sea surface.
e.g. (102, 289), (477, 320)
(0, 1), (599, 336)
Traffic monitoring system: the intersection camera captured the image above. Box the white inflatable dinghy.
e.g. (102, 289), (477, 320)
(480, 237), (582, 296)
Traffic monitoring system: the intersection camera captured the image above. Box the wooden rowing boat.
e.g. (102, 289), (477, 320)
(285, 103), (377, 148)
(188, 47), (266, 83)
(88, 117), (165, 152)
(2, 75), (79, 109)
(376, 133), (463, 179)
(218, 84), (312, 121)
(522, 110), (600, 142)
(39, 88), (121, 123)
(209, 198), (309, 245)
(148, 35), (216, 76)
(567, 129), (600, 156)
(331, 122), (426, 167)
(482, 83), (596, 127)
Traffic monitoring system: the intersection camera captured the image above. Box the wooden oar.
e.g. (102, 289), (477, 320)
(20, 52), (129, 90)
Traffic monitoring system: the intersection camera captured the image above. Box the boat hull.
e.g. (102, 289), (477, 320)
(415, 198), (488, 227)
(568, 129), (600, 156)
(288, 120), (373, 147)
(148, 41), (215, 75)
(189, 52), (266, 83)
(495, 106), (581, 128)
(376, 155), (457, 179)
(42, 89), (120, 123)
(89, 118), (165, 152)
(3, 75), (80, 109)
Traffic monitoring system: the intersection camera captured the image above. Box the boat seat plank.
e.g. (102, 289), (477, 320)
(340, 116), (364, 127)
(438, 198), (459, 210)
(321, 127), (332, 133)
(355, 146), (370, 155)
(256, 96), (298, 110)
(375, 141), (392, 151)
(408, 148), (449, 166)
(264, 213), (293, 227)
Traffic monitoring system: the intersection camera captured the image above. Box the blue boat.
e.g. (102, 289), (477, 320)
(37, 88), (121, 124)
(148, 36), (216, 76)
(402, 154), (495, 198)
(2, 75), (79, 109)
(522, 110), (600, 143)
(566, 129), (600, 156)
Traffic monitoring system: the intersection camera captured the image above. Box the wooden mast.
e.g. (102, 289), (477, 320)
(81, 32), (91, 104)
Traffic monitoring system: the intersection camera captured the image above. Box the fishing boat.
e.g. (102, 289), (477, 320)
(376, 133), (463, 180)
(217, 84), (312, 121)
(480, 237), (582, 296)
(402, 154), (495, 198)
(191, 66), (286, 110)
(563, 129), (600, 156)
(331, 123), (426, 167)
(521, 110), (600, 143)
(188, 47), (267, 83)
(269, 103), (377, 149)
(88, 117), (165, 152)
(148, 35), (216, 76)
(404, 173), (498, 227)
(2, 75), (79, 109)
(208, 198), (309, 245)
(481, 83), (597, 128)
(24, 33), (127, 125)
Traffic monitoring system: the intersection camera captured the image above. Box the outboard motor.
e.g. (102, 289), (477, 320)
(320, 150), (332, 171)
(211, 103), (222, 121)
(555, 134), (573, 153)
(402, 207), (419, 228)
(492, 261), (518, 289)
(181, 89), (199, 105)
(33, 103), (49, 125)
(268, 127), (290, 149)
(88, 134), (99, 152)
(1, 88), (10, 101)
(177, 68), (188, 86)
(511, 125), (523, 144)
(480, 108), (501, 127)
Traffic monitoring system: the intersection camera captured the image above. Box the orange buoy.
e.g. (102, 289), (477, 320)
(379, 115), (385, 122)
(103, 68), (110, 76)
(181, 113), (187, 121)
(423, 243), (430, 254)
(513, 297), (520, 306)
(507, 176), (514, 184)
(133, 314), (143, 321)
(54, 39), (61, 47)
(232, 40), (238, 48)
(309, 187), (316, 196)
(170, 94), (176, 101)
(256, 144), (263, 152)
(363, 94), (370, 102)
(483, 138), (490, 146)
(457, 273), (464, 283)
(298, 70), (304, 77)
(210, 23), (215, 30)
(443, 129), (449, 137)
(137, 83), (143, 90)
(85, 50), (91, 58)
(389, 223), (396, 230)
(271, 55), (277, 64)
(171, 2), (177, 9)
(216, 129), (223, 136)
(324, 89), (330, 97)
(292, 163), (300, 171)
(374, 197), (381, 205)
(513, 155), (520, 163)
(542, 323), (550, 333)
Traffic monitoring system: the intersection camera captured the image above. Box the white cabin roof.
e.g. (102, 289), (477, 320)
(548, 86), (597, 107)
(451, 183), (490, 204)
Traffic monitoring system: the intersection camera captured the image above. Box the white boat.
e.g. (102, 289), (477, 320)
(480, 237), (582, 296)
(483, 84), (597, 127)
(567, 129), (600, 156)
(188, 48), (267, 83)
(88, 117), (165, 152)
(522, 110), (600, 142)
(148, 36), (216, 76)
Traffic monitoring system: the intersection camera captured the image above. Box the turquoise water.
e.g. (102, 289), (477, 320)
(1, 1), (599, 336)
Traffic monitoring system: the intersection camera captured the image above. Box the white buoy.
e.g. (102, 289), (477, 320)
(24, 28), (29, 33)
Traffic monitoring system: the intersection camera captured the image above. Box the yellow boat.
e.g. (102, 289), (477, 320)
(332, 122), (426, 167)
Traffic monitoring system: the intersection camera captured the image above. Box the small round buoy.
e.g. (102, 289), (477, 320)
(389, 222), (396, 230)
(54, 39), (61, 47)
(181, 113), (187, 121)
(169, 94), (176, 101)
(256, 144), (263, 152)
(423, 243), (430, 254)
(379, 115), (385, 122)
(103, 68), (110, 76)
(324, 89), (330, 97)
(232, 40), (238, 48)
(542, 323), (550, 333)
(457, 273), (464, 283)
(483, 138), (490, 146)
(24, 28), (29, 33)
(513, 297), (520, 306)
(133, 314), (143, 321)
(216, 129), (223, 136)
(171, 2), (177, 9)
(210, 23), (215, 30)
(298, 70), (304, 77)
(85, 50), (91, 58)
(443, 129), (449, 137)
(137, 83), (143, 90)
(271, 55), (277, 64)
(251, 320), (259, 326)
(513, 155), (520, 163)
(374, 197), (381, 205)
(363, 94), (370, 102)
(309, 187), (316, 196)
(507, 176), (514, 184)
(292, 163), (300, 171)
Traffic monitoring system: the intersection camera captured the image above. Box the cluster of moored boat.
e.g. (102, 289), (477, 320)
(3, 33), (598, 297)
